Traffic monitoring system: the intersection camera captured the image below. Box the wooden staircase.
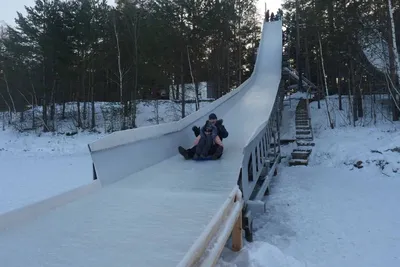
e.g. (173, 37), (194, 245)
(289, 98), (315, 166)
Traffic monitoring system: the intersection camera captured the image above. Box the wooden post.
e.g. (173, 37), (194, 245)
(231, 210), (243, 252)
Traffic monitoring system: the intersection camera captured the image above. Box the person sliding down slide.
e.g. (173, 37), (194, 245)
(192, 113), (229, 141)
(178, 122), (224, 160)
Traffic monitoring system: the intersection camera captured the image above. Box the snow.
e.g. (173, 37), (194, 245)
(218, 241), (304, 267)
(0, 21), (284, 267)
(217, 94), (400, 267)
(0, 100), (209, 215)
(0, 130), (97, 214)
(310, 95), (400, 176)
(247, 166), (400, 267)
(2, 86), (400, 266)
(1, 20), (400, 265)
(4, 90), (400, 267)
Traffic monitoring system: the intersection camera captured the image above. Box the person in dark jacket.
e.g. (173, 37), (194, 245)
(178, 121), (224, 160)
(270, 12), (275, 21)
(192, 113), (229, 141)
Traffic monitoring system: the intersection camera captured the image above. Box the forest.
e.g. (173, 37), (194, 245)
(283, 0), (400, 124)
(1, 0), (400, 133)
(0, 0), (262, 131)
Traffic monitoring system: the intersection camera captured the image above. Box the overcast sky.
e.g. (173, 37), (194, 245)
(259, 0), (282, 15)
(0, 0), (281, 26)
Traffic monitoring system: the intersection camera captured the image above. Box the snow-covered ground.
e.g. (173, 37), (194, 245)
(217, 94), (400, 267)
(2, 93), (400, 266)
(0, 100), (208, 214)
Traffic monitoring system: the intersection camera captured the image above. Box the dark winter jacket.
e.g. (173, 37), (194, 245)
(200, 123), (218, 141)
(192, 119), (229, 140)
(215, 119), (229, 139)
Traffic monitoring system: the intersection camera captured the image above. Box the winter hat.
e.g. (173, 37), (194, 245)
(209, 113), (217, 120)
(205, 122), (213, 132)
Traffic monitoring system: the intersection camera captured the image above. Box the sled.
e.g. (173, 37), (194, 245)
(193, 156), (214, 161)
(192, 155), (222, 161)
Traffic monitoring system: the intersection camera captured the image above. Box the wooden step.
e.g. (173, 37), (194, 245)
(296, 130), (311, 135)
(296, 121), (309, 126)
(296, 134), (313, 141)
(296, 141), (315, 146)
(296, 126), (311, 130)
(289, 159), (308, 166)
(293, 148), (312, 153)
(296, 128), (311, 132)
(291, 151), (310, 160)
(296, 124), (310, 128)
(296, 133), (312, 137)
(280, 139), (296, 145)
(296, 118), (309, 121)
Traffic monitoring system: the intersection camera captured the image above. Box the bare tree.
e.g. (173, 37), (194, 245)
(387, 0), (400, 120)
(0, 70), (16, 114)
(318, 31), (334, 129)
(112, 10), (131, 130)
(187, 45), (199, 111)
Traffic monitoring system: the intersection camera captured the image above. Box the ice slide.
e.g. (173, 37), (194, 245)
(0, 21), (283, 267)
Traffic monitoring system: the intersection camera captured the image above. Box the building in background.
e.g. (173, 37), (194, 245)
(169, 82), (215, 101)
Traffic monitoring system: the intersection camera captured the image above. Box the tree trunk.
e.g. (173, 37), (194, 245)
(338, 75), (343, 110)
(304, 35), (311, 80)
(62, 90), (66, 120)
(91, 77), (95, 130)
(238, 14), (242, 85)
(50, 80), (56, 131)
(181, 51), (186, 118)
(356, 75), (363, 118)
(349, 52), (357, 124)
(2, 71), (16, 113)
(31, 93), (35, 129)
(114, 15), (126, 130)
(316, 56), (321, 109)
(76, 77), (82, 128)
(387, 0), (400, 121)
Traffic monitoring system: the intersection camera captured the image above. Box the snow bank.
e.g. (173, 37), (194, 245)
(1, 100), (210, 134)
(309, 95), (400, 176)
(252, 166), (400, 267)
(217, 241), (305, 267)
(0, 128), (101, 214)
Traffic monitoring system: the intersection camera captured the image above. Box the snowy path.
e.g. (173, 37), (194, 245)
(253, 166), (400, 267)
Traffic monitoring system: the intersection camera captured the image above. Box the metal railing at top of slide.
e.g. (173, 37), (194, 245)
(285, 66), (317, 89)
(239, 80), (284, 202)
